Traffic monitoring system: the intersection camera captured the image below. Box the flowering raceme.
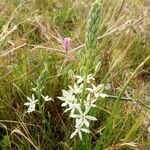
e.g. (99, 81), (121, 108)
(58, 74), (109, 140)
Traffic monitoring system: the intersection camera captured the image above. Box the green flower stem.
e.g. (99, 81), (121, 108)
(103, 95), (150, 110)
(81, 52), (91, 110)
(37, 93), (51, 133)
(81, 0), (102, 146)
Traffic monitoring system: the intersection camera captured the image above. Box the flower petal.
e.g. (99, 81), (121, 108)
(78, 130), (82, 140)
(84, 119), (90, 127)
(81, 128), (90, 133)
(99, 93), (108, 98)
(57, 97), (65, 101)
(70, 130), (78, 139)
(61, 102), (67, 107)
(70, 114), (80, 118)
(86, 115), (97, 121)
(64, 107), (72, 113)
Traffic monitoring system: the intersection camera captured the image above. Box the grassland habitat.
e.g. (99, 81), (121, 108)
(0, 0), (150, 149)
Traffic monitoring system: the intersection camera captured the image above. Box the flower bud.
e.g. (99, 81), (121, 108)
(63, 37), (71, 52)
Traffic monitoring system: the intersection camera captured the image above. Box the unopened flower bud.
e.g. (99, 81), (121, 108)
(63, 37), (71, 51)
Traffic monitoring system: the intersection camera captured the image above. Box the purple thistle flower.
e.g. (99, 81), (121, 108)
(63, 37), (71, 51)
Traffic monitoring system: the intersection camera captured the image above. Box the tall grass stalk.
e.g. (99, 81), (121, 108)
(95, 54), (150, 149)
(115, 54), (150, 111)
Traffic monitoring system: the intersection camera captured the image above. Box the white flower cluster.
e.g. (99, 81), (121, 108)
(58, 74), (109, 140)
(24, 94), (53, 113)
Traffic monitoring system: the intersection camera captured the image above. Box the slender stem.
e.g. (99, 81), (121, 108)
(81, 55), (89, 108)
(113, 54), (150, 114)
(118, 55), (150, 100)
(37, 92), (51, 133)
(104, 95), (150, 110)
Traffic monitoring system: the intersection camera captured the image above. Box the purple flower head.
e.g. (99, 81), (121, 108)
(63, 37), (71, 51)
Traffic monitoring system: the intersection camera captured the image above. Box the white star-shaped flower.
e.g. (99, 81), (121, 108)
(75, 74), (95, 85)
(87, 84), (104, 98)
(64, 102), (80, 115)
(74, 75), (84, 84)
(84, 94), (97, 109)
(87, 84), (108, 98)
(70, 119), (90, 140)
(41, 95), (53, 102)
(57, 90), (77, 107)
(71, 107), (97, 127)
(68, 84), (82, 94)
(24, 94), (38, 113)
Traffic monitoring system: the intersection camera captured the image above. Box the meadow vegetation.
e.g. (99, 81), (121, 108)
(0, 0), (150, 149)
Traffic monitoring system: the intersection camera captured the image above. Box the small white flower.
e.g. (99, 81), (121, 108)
(87, 84), (108, 99)
(58, 89), (80, 115)
(71, 107), (97, 127)
(31, 87), (43, 92)
(24, 94), (38, 113)
(64, 102), (80, 115)
(75, 74), (95, 85)
(57, 90), (77, 107)
(74, 75), (84, 84)
(84, 94), (97, 109)
(41, 95), (53, 102)
(31, 87), (37, 92)
(87, 84), (104, 98)
(68, 84), (82, 94)
(70, 119), (90, 140)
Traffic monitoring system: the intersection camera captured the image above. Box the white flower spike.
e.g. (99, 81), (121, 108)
(58, 74), (109, 140)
